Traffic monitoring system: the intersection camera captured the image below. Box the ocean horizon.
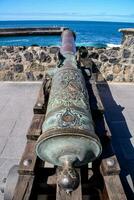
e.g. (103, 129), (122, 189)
(0, 20), (134, 47)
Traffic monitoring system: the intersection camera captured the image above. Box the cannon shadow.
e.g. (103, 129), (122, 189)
(81, 65), (134, 199)
(96, 77), (134, 199)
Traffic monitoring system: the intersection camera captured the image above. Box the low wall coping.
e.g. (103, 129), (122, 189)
(119, 28), (134, 34)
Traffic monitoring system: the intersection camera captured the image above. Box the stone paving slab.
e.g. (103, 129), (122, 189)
(0, 136), (26, 159)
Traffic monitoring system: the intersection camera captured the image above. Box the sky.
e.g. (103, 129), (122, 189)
(0, 0), (134, 22)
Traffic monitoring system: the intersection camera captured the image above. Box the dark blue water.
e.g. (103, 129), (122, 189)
(0, 20), (134, 47)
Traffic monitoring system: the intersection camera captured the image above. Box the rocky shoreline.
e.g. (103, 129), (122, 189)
(0, 28), (134, 82)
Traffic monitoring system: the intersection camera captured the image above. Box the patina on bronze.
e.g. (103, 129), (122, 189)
(36, 30), (102, 193)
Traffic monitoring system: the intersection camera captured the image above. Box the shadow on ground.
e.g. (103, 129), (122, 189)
(97, 82), (134, 199)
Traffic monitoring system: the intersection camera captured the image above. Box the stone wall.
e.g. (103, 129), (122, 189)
(0, 46), (59, 81)
(0, 28), (134, 82)
(78, 29), (134, 82)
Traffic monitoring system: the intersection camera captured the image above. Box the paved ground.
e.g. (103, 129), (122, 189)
(0, 82), (41, 200)
(0, 82), (133, 199)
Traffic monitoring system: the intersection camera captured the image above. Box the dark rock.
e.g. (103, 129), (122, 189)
(40, 52), (46, 62)
(100, 54), (108, 62)
(23, 46), (27, 51)
(112, 47), (120, 50)
(4, 71), (14, 81)
(24, 52), (33, 62)
(122, 59), (128, 63)
(105, 49), (118, 57)
(109, 58), (119, 64)
(41, 47), (47, 51)
(97, 49), (105, 54)
(106, 74), (113, 81)
(79, 47), (88, 58)
(36, 73), (44, 80)
(46, 55), (52, 63)
(49, 47), (59, 54)
(26, 72), (35, 81)
(127, 37), (134, 46)
(14, 54), (22, 63)
(32, 50), (39, 60)
(0, 51), (8, 59)
(89, 52), (99, 59)
(14, 64), (24, 73)
(6, 47), (14, 53)
(122, 49), (131, 58)
(80, 58), (94, 68)
(19, 47), (25, 51)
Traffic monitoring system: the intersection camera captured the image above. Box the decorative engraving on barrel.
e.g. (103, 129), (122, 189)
(43, 108), (94, 133)
(57, 108), (81, 128)
(47, 69), (89, 113)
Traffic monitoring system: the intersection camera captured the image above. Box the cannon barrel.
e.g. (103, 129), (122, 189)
(36, 30), (102, 193)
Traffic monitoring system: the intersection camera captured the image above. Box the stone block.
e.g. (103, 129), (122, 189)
(46, 55), (52, 63)
(36, 73), (44, 80)
(0, 51), (8, 59)
(106, 74), (113, 81)
(89, 51), (99, 59)
(4, 71), (14, 81)
(105, 49), (119, 57)
(26, 71), (35, 81)
(24, 52), (33, 62)
(49, 47), (59, 54)
(14, 54), (22, 63)
(40, 51), (46, 62)
(122, 49), (131, 59)
(14, 64), (24, 73)
(109, 58), (119, 64)
(100, 54), (108, 62)
(113, 64), (121, 74)
(6, 46), (14, 53)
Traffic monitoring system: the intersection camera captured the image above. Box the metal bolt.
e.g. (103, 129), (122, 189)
(23, 159), (32, 167)
(37, 103), (42, 107)
(106, 159), (115, 167)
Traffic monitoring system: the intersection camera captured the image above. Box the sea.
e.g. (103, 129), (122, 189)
(0, 20), (134, 47)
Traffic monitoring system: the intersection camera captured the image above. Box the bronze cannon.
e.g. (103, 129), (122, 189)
(36, 30), (102, 193)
